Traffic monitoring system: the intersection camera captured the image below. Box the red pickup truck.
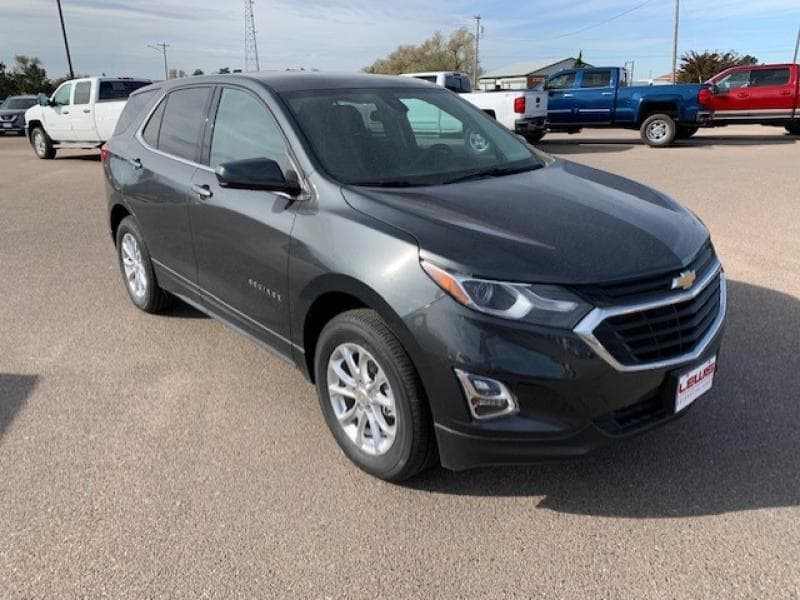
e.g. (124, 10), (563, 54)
(702, 63), (800, 135)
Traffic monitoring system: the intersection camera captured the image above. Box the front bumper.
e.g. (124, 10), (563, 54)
(405, 274), (727, 471)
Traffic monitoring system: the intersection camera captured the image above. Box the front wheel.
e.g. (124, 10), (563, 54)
(640, 114), (677, 147)
(314, 309), (436, 481)
(31, 127), (56, 159)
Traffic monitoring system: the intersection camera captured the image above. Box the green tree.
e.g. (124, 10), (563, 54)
(11, 55), (52, 94)
(364, 28), (477, 76)
(574, 50), (586, 68)
(676, 50), (758, 83)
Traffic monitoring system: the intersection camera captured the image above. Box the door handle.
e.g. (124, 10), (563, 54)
(191, 184), (213, 199)
(129, 158), (142, 170)
(62, 110), (70, 114)
(83, 109), (91, 113)
(601, 92), (614, 96)
(562, 93), (574, 97)
(780, 89), (792, 96)
(735, 92), (748, 98)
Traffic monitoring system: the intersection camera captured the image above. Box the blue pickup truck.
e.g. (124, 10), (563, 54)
(543, 67), (712, 147)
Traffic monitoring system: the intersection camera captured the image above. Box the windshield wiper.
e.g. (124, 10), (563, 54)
(444, 164), (542, 185)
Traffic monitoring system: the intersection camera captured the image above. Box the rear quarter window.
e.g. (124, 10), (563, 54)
(114, 90), (158, 136)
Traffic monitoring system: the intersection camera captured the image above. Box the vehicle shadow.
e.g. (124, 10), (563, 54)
(166, 299), (209, 319)
(537, 141), (634, 155)
(541, 134), (796, 153)
(0, 374), (39, 440)
(55, 153), (101, 161)
(411, 280), (800, 518)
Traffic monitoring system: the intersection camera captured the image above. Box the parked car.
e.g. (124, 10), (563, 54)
(104, 73), (726, 480)
(401, 71), (548, 143)
(703, 63), (800, 135)
(25, 76), (150, 159)
(0, 95), (38, 135)
(544, 67), (712, 146)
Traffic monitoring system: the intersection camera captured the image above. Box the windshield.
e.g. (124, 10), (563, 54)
(1, 97), (36, 110)
(284, 87), (544, 186)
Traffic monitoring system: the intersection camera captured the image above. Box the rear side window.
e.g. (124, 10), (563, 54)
(98, 80), (151, 102)
(581, 70), (612, 88)
(73, 81), (92, 105)
(750, 68), (790, 88)
(158, 87), (211, 161)
(114, 90), (158, 136)
(141, 98), (165, 147)
(210, 87), (290, 170)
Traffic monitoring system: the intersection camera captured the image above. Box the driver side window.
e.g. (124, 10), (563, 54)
(53, 83), (72, 106)
(716, 71), (750, 91)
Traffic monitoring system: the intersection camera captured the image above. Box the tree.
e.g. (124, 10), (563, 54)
(676, 50), (758, 83)
(574, 50), (586, 68)
(192, 69), (204, 76)
(364, 28), (477, 76)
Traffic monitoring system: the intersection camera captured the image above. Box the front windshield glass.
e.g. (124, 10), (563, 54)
(1, 97), (36, 110)
(284, 87), (544, 186)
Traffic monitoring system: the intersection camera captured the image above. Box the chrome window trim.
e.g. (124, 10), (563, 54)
(573, 260), (726, 373)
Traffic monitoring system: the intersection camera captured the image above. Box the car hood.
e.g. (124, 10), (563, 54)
(342, 160), (709, 285)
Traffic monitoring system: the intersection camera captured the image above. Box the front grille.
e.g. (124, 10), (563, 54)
(593, 271), (722, 366)
(594, 391), (669, 436)
(0, 115), (15, 122)
(572, 243), (717, 306)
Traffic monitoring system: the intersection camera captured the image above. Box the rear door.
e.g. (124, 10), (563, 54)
(130, 85), (213, 281)
(573, 69), (615, 124)
(188, 85), (297, 351)
(70, 79), (96, 141)
(44, 82), (73, 140)
(747, 66), (795, 119)
(545, 71), (577, 124)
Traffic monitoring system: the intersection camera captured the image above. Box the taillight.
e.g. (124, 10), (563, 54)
(100, 144), (110, 162)
(514, 96), (526, 114)
(698, 88), (713, 107)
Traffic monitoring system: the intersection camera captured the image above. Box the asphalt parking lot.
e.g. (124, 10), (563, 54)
(1, 125), (799, 599)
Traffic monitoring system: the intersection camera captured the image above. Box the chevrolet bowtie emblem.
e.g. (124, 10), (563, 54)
(671, 270), (697, 291)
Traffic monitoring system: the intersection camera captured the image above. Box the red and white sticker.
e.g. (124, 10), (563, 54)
(675, 356), (716, 413)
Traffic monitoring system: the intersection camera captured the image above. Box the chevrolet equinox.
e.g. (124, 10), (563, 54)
(103, 73), (726, 481)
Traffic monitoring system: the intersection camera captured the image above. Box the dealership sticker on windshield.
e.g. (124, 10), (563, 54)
(675, 356), (716, 413)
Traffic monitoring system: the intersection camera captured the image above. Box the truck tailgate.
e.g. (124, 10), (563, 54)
(94, 100), (127, 142)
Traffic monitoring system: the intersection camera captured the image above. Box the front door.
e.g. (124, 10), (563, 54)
(546, 71), (578, 125)
(45, 82), (73, 140)
(573, 69), (615, 124)
(708, 68), (753, 119)
(189, 86), (297, 352)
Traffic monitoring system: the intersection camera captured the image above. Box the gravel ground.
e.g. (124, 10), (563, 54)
(1, 125), (799, 599)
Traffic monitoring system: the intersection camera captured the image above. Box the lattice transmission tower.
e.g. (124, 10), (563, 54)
(244, 0), (260, 72)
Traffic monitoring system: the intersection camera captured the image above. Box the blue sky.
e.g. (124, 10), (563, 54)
(3, 0), (799, 81)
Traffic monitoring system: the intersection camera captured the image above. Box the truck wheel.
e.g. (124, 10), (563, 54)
(676, 126), (699, 140)
(640, 114), (677, 147)
(524, 131), (546, 144)
(786, 123), (800, 136)
(314, 309), (436, 481)
(31, 127), (56, 159)
(115, 216), (172, 313)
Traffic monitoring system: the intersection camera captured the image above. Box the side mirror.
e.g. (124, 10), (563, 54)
(215, 157), (301, 195)
(37, 93), (50, 107)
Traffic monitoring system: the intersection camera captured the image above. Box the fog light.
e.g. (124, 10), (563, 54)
(455, 369), (518, 420)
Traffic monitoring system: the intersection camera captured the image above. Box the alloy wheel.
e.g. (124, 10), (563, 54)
(646, 119), (669, 143)
(33, 131), (46, 156)
(120, 232), (148, 300)
(327, 342), (397, 456)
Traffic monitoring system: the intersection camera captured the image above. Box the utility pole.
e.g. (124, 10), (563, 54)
(472, 15), (481, 89)
(671, 0), (680, 83)
(56, 0), (74, 79)
(148, 43), (170, 80)
(793, 26), (799, 64)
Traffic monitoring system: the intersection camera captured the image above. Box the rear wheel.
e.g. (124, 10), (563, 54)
(31, 127), (56, 159)
(524, 130), (546, 144)
(640, 114), (677, 147)
(314, 309), (436, 481)
(676, 126), (699, 140)
(115, 216), (172, 313)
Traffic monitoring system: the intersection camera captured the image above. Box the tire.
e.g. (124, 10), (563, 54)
(314, 309), (436, 481)
(524, 130), (546, 144)
(640, 113), (677, 147)
(786, 123), (800, 136)
(676, 126), (699, 140)
(31, 126), (56, 159)
(115, 216), (172, 313)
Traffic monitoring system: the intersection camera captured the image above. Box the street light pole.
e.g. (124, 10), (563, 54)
(473, 15), (481, 89)
(793, 26), (799, 64)
(56, 0), (75, 79)
(148, 43), (170, 80)
(671, 0), (680, 83)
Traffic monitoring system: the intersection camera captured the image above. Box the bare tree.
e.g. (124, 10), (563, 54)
(364, 28), (478, 76)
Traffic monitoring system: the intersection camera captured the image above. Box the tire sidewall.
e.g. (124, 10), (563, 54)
(32, 127), (52, 159)
(115, 217), (159, 311)
(315, 317), (416, 479)
(641, 114), (676, 147)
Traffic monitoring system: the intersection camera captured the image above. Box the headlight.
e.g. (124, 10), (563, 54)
(421, 260), (591, 328)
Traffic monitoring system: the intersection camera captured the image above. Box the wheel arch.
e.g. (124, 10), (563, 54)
(109, 203), (132, 243)
(26, 119), (43, 141)
(637, 99), (680, 124)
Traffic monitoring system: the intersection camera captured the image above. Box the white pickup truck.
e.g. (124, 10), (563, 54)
(25, 77), (150, 159)
(400, 71), (549, 143)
